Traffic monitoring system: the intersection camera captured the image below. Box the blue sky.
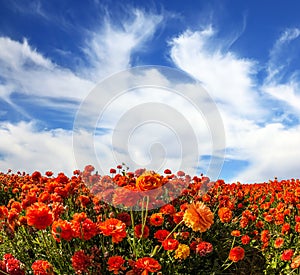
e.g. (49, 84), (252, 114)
(1, 0), (300, 183)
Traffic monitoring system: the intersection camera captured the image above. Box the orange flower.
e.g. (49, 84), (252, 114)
(136, 171), (163, 191)
(32, 260), (54, 275)
(149, 213), (164, 227)
(26, 202), (53, 230)
(218, 207), (232, 223)
(52, 219), (73, 242)
(291, 255), (300, 269)
(183, 201), (214, 232)
(229, 246), (245, 262)
(174, 244), (190, 260)
(98, 218), (126, 243)
(231, 230), (241, 237)
(107, 256), (126, 274)
(135, 257), (161, 274)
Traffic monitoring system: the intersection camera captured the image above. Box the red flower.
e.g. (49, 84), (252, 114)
(3, 254), (25, 275)
(110, 168), (117, 174)
(154, 229), (171, 242)
(32, 260), (54, 275)
(281, 249), (294, 261)
(116, 212), (131, 226)
(71, 250), (91, 274)
(98, 218), (127, 243)
(241, 235), (251, 245)
(164, 169), (172, 174)
(135, 257), (161, 275)
(281, 223), (291, 234)
(274, 237), (284, 249)
(45, 171), (53, 177)
(196, 241), (213, 256)
(229, 246), (245, 262)
(134, 224), (150, 239)
(26, 202), (53, 230)
(261, 230), (270, 243)
(107, 256), (126, 274)
(149, 213), (164, 227)
(159, 204), (176, 215)
(162, 239), (179, 251)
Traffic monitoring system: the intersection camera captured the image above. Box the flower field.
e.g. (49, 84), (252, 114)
(1, 165), (300, 274)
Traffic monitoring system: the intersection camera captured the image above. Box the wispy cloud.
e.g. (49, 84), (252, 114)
(169, 26), (300, 182)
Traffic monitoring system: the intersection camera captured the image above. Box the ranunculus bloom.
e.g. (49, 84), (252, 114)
(274, 237), (284, 249)
(281, 249), (294, 261)
(162, 238), (179, 251)
(241, 235), (251, 245)
(32, 260), (54, 275)
(291, 255), (300, 269)
(218, 207), (233, 223)
(196, 241), (213, 256)
(154, 229), (171, 242)
(183, 201), (214, 232)
(71, 250), (91, 274)
(136, 171), (163, 191)
(98, 218), (127, 243)
(134, 224), (150, 239)
(135, 257), (161, 274)
(52, 219), (73, 242)
(229, 246), (245, 262)
(149, 213), (164, 227)
(107, 256), (126, 274)
(174, 244), (190, 260)
(231, 230), (241, 237)
(26, 202), (53, 230)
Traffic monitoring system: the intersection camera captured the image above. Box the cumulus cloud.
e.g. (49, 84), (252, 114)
(0, 121), (76, 174)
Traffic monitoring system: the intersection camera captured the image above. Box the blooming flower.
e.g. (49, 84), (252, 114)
(162, 239), (179, 251)
(291, 255), (300, 269)
(135, 257), (161, 275)
(281, 249), (294, 261)
(241, 235), (251, 245)
(26, 202), (53, 230)
(154, 229), (171, 242)
(149, 213), (164, 227)
(196, 241), (213, 256)
(98, 218), (127, 243)
(229, 246), (245, 262)
(134, 224), (150, 239)
(274, 237), (284, 249)
(32, 260), (54, 275)
(174, 244), (190, 260)
(136, 171), (163, 191)
(52, 219), (73, 242)
(218, 207), (232, 223)
(107, 256), (126, 274)
(183, 201), (214, 232)
(71, 250), (91, 274)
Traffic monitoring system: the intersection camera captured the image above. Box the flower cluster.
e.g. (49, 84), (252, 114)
(1, 166), (300, 274)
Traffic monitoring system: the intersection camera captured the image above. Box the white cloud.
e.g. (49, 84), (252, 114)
(169, 28), (263, 119)
(82, 9), (163, 80)
(0, 121), (76, 174)
(169, 26), (300, 182)
(0, 37), (94, 103)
